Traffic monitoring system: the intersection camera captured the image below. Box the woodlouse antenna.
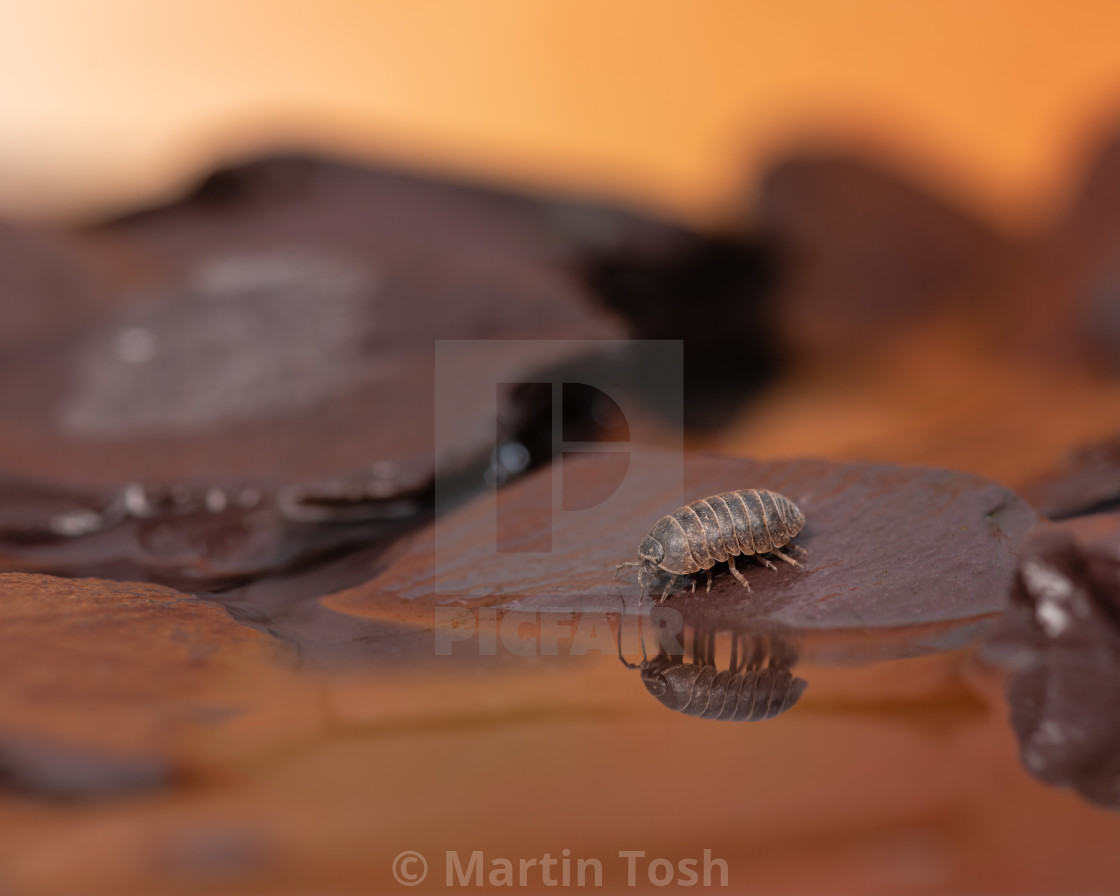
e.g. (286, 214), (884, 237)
(615, 559), (654, 605)
(613, 560), (642, 578)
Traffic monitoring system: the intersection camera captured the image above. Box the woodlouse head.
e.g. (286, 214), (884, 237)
(611, 535), (667, 599)
(637, 534), (665, 566)
(636, 654), (674, 697)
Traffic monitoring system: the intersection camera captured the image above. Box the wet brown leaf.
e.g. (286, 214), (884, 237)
(986, 513), (1120, 809)
(0, 573), (290, 797)
(326, 452), (1040, 632)
(1021, 431), (1120, 520)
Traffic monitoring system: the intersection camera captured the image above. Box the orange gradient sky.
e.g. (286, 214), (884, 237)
(4, 1), (1120, 226)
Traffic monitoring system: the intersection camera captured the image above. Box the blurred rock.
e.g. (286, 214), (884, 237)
(1022, 431), (1120, 520)
(750, 152), (1011, 361)
(985, 514), (1120, 809)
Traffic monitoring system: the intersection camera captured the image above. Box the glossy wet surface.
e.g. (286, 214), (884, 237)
(4, 143), (1120, 894)
(3, 573), (1119, 894)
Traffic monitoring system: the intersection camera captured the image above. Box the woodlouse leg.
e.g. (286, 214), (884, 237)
(689, 578), (696, 594)
(789, 544), (809, 557)
(745, 636), (766, 670)
(727, 555), (752, 591)
(705, 569), (713, 592)
(636, 568), (653, 606)
(658, 576), (678, 603)
(756, 554), (778, 571)
(770, 549), (801, 567)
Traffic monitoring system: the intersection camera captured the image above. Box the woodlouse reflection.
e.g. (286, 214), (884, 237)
(618, 606), (806, 722)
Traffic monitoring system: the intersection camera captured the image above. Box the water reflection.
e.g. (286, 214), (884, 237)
(617, 605), (807, 722)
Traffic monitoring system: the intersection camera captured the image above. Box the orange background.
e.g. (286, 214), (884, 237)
(4, 1), (1120, 226)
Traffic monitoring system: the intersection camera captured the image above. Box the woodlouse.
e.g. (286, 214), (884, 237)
(615, 489), (806, 603)
(617, 616), (807, 722)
